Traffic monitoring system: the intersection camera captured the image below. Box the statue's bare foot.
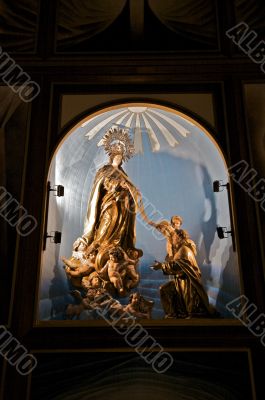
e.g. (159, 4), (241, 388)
(61, 256), (72, 267)
(62, 257), (79, 269)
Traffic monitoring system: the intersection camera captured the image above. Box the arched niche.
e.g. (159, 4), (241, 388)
(38, 102), (240, 321)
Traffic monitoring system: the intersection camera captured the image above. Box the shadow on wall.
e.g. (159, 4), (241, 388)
(49, 263), (73, 320)
(199, 164), (218, 265)
(216, 245), (240, 316)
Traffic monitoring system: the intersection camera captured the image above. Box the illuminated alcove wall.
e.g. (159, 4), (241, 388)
(39, 102), (240, 320)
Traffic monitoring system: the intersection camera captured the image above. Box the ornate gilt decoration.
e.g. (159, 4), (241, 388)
(98, 125), (135, 161)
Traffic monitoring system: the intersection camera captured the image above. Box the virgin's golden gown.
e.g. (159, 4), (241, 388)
(83, 164), (137, 270)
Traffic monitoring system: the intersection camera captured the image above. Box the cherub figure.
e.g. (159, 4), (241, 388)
(123, 292), (154, 319)
(99, 247), (128, 296)
(65, 272), (106, 319)
(154, 220), (177, 260)
(170, 215), (197, 256)
(62, 238), (97, 288)
(153, 215), (196, 260)
(81, 272), (106, 303)
(99, 247), (142, 295)
(123, 248), (142, 289)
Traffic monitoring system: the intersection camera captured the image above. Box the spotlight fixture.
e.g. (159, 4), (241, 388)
(45, 231), (62, 244)
(213, 179), (236, 251)
(48, 184), (64, 197)
(43, 181), (64, 250)
(216, 226), (233, 239)
(213, 180), (228, 192)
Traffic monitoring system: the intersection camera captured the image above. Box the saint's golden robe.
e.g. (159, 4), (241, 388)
(160, 241), (215, 317)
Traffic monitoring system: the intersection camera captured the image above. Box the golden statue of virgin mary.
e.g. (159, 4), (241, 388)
(82, 126), (140, 270)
